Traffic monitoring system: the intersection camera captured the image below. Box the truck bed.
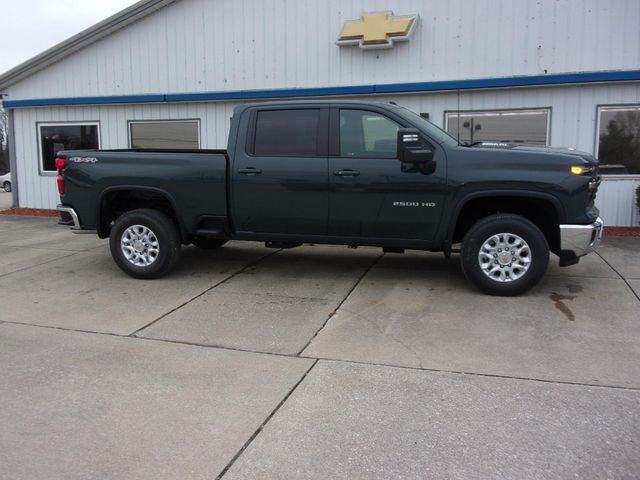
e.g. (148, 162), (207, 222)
(59, 149), (229, 235)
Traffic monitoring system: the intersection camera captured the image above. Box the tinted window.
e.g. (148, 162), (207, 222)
(130, 121), (199, 149)
(39, 124), (99, 172)
(446, 110), (549, 145)
(340, 110), (400, 158)
(254, 109), (320, 156)
(597, 106), (640, 175)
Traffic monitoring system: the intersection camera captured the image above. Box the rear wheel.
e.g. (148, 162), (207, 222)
(460, 214), (549, 296)
(109, 209), (181, 279)
(191, 237), (228, 249)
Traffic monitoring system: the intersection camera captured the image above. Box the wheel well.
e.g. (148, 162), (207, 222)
(452, 196), (560, 252)
(98, 189), (182, 240)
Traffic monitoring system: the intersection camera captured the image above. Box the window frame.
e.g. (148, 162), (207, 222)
(127, 119), (201, 150)
(443, 107), (552, 146)
(37, 121), (101, 176)
(247, 107), (328, 158)
(594, 104), (640, 178)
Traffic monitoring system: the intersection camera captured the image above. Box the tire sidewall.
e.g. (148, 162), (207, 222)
(109, 209), (180, 279)
(461, 215), (549, 296)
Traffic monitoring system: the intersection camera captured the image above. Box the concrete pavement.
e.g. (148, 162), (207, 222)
(0, 322), (313, 480)
(0, 191), (11, 210)
(0, 215), (639, 479)
(224, 361), (640, 480)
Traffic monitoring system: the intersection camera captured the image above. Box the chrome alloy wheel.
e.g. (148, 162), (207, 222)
(478, 232), (532, 283)
(120, 225), (160, 267)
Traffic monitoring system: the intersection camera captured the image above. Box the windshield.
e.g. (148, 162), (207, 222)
(394, 106), (459, 147)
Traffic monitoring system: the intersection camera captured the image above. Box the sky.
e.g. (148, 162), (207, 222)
(0, 0), (140, 74)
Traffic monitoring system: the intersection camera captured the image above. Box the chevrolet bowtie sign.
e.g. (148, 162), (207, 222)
(337, 11), (419, 50)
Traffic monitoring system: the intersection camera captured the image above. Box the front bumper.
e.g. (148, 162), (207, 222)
(559, 217), (604, 257)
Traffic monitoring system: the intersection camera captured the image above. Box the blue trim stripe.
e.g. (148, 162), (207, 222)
(4, 70), (640, 108)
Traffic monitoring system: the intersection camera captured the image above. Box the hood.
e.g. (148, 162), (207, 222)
(471, 143), (597, 163)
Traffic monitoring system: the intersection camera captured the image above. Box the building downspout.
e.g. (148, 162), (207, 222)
(7, 108), (18, 208)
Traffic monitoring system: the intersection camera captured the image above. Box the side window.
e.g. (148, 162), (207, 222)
(129, 120), (199, 149)
(38, 123), (100, 173)
(254, 109), (320, 156)
(340, 109), (401, 158)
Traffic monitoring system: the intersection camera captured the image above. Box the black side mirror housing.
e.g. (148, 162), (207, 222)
(397, 128), (435, 166)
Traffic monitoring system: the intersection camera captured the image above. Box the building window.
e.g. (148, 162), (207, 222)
(339, 109), (401, 158)
(445, 109), (550, 146)
(129, 120), (200, 149)
(38, 123), (100, 173)
(596, 106), (640, 175)
(253, 109), (320, 156)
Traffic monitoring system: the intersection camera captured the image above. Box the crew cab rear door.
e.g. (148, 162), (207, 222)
(328, 107), (446, 242)
(232, 107), (329, 235)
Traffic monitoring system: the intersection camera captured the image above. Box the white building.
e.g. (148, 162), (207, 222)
(1, 0), (639, 225)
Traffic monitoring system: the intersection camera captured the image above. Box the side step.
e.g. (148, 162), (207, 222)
(265, 241), (302, 249)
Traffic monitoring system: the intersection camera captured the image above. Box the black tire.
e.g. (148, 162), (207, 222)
(191, 237), (228, 249)
(3, 181), (10, 193)
(109, 209), (181, 279)
(460, 214), (549, 296)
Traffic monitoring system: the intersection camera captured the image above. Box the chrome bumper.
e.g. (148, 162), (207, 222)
(559, 217), (604, 257)
(57, 205), (81, 229)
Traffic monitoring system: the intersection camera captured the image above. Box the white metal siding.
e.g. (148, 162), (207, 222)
(596, 177), (640, 227)
(12, 81), (640, 227)
(5, 0), (640, 101)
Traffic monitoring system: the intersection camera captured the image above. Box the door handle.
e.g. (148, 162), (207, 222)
(333, 169), (360, 177)
(238, 167), (262, 175)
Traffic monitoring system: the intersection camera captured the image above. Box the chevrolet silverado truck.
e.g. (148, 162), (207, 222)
(56, 100), (603, 295)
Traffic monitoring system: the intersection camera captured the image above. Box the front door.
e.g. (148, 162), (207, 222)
(328, 108), (446, 242)
(232, 107), (329, 235)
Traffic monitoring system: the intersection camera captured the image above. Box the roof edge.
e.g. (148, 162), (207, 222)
(4, 70), (640, 109)
(0, 0), (176, 90)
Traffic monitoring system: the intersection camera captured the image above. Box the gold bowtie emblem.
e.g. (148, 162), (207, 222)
(337, 11), (418, 49)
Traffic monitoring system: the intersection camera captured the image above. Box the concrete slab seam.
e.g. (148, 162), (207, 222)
(297, 355), (640, 392)
(215, 359), (319, 480)
(0, 251), (81, 279)
(129, 248), (283, 337)
(296, 253), (385, 355)
(3, 320), (640, 392)
(595, 251), (640, 303)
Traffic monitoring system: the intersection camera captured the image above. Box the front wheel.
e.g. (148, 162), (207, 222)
(3, 181), (10, 193)
(109, 209), (181, 279)
(461, 214), (549, 296)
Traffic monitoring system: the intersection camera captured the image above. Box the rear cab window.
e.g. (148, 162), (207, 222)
(253, 109), (322, 156)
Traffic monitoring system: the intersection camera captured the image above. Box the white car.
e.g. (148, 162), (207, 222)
(0, 172), (11, 193)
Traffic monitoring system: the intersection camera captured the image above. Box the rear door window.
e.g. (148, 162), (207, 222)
(253, 109), (321, 156)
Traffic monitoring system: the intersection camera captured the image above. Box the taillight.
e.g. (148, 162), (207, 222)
(56, 158), (67, 195)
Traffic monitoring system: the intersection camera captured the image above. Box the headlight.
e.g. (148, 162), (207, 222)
(570, 165), (594, 175)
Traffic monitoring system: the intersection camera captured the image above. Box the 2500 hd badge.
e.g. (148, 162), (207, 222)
(393, 201), (437, 207)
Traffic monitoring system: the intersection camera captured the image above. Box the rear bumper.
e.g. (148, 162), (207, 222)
(57, 205), (81, 230)
(559, 217), (604, 257)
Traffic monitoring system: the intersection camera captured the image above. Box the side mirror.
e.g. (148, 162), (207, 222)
(397, 128), (434, 164)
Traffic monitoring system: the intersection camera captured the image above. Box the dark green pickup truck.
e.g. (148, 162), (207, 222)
(56, 100), (603, 295)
